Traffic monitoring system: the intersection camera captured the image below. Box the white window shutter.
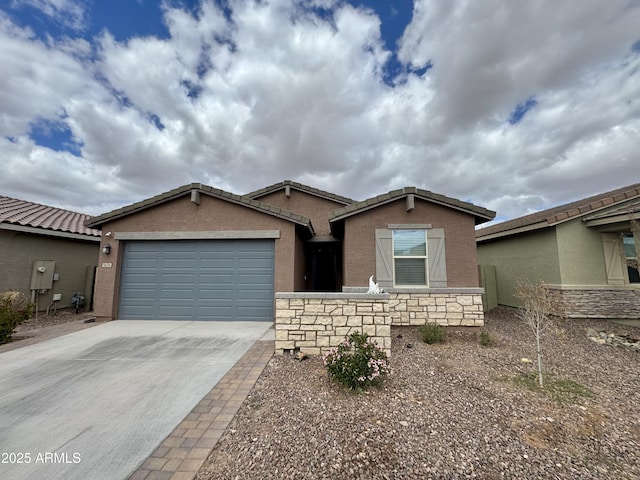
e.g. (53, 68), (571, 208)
(602, 233), (626, 285)
(375, 229), (393, 289)
(428, 228), (447, 287)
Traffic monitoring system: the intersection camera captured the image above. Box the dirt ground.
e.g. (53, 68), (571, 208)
(15, 308), (94, 332)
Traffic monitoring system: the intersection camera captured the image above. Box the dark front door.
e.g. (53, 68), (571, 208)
(306, 242), (341, 291)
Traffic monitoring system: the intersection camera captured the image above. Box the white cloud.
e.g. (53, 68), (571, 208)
(12, 0), (87, 31)
(0, 0), (639, 222)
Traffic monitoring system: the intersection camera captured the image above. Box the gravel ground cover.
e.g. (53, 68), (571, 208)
(14, 308), (92, 332)
(197, 308), (640, 480)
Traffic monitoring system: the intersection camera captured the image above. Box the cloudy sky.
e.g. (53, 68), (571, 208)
(2, 0), (639, 222)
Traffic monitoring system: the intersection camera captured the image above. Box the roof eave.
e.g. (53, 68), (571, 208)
(476, 221), (553, 242)
(583, 211), (640, 228)
(1, 223), (101, 242)
(246, 180), (354, 205)
(329, 193), (495, 224)
(85, 183), (314, 234)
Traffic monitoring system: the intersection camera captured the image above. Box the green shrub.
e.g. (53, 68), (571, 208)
(419, 323), (446, 344)
(323, 331), (390, 391)
(479, 330), (492, 347)
(0, 291), (33, 344)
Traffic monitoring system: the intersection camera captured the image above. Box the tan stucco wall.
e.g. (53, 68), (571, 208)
(477, 227), (561, 307)
(0, 230), (99, 311)
(555, 220), (609, 285)
(92, 194), (299, 321)
(342, 198), (480, 288)
(255, 189), (346, 236)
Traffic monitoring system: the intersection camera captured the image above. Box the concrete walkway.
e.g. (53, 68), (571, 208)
(0, 320), (273, 480)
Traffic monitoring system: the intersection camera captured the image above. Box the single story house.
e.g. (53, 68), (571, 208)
(86, 181), (495, 331)
(0, 195), (101, 312)
(476, 182), (640, 318)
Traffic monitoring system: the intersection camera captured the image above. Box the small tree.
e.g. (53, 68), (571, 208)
(514, 280), (563, 388)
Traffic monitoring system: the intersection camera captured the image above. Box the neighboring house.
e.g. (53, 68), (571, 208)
(0, 195), (101, 312)
(85, 181), (495, 325)
(476, 183), (640, 319)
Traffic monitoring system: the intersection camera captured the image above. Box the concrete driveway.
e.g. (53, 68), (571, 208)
(0, 320), (273, 480)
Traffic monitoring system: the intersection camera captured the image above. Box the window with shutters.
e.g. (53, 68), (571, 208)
(393, 230), (428, 286)
(375, 227), (447, 289)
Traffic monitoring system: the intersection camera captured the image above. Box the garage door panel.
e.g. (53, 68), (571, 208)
(119, 240), (274, 321)
(121, 289), (157, 300)
(120, 306), (155, 319)
(199, 258), (235, 268)
(238, 273), (271, 288)
(236, 291), (271, 301)
(162, 262), (195, 268)
(159, 289), (196, 300)
(198, 274), (235, 283)
(198, 289), (234, 300)
(126, 258), (160, 267)
(160, 274), (196, 283)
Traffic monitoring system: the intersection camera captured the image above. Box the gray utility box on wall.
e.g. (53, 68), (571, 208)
(30, 260), (56, 291)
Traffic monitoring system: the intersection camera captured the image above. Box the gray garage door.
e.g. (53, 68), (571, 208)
(119, 240), (274, 321)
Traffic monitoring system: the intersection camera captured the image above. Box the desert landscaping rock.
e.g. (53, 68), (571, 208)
(197, 308), (640, 480)
(587, 327), (640, 350)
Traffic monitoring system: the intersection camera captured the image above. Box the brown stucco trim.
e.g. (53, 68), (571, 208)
(114, 230), (281, 240)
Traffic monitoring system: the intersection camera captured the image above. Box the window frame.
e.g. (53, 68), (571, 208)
(623, 233), (639, 284)
(392, 229), (429, 287)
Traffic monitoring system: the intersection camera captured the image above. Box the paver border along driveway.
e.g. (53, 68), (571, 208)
(0, 320), (273, 480)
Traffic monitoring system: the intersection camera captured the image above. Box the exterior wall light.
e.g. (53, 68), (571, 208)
(102, 245), (111, 254)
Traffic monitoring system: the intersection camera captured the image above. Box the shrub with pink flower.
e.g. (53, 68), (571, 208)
(323, 331), (390, 391)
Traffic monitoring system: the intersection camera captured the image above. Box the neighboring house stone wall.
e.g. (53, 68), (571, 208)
(551, 286), (640, 319)
(275, 293), (392, 357)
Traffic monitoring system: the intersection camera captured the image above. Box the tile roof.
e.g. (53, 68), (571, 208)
(476, 182), (640, 241)
(245, 180), (355, 205)
(0, 195), (101, 237)
(85, 183), (315, 234)
(328, 186), (496, 224)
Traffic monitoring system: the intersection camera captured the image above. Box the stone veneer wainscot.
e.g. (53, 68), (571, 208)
(550, 286), (640, 319)
(386, 289), (485, 326)
(343, 287), (485, 327)
(275, 293), (391, 357)
(275, 288), (486, 357)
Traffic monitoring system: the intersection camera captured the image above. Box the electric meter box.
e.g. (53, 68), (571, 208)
(30, 261), (56, 291)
